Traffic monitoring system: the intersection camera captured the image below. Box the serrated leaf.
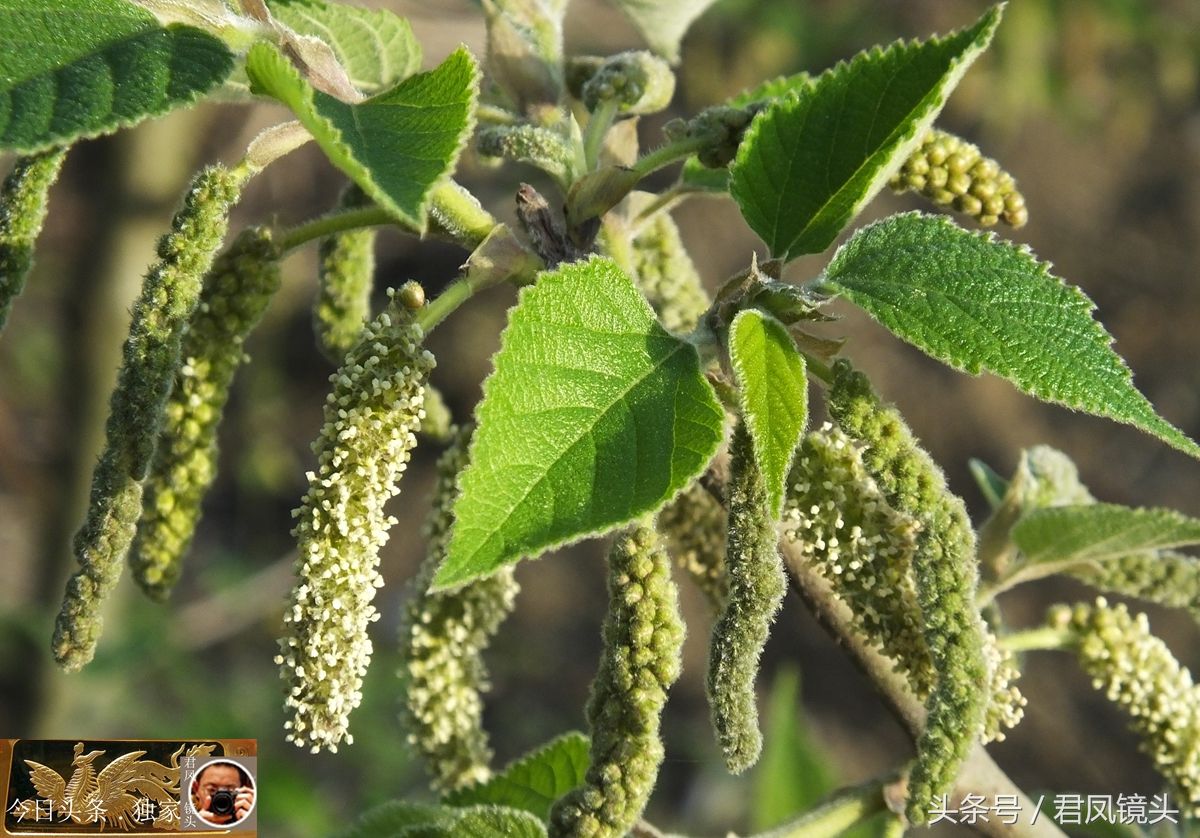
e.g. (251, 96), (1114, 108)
(751, 667), (836, 832)
(0, 0), (234, 153)
(819, 212), (1200, 460)
(246, 42), (477, 231)
(268, 0), (421, 93)
(434, 255), (724, 589)
(440, 806), (547, 838)
(335, 801), (456, 838)
(729, 6), (1000, 260)
(338, 802), (546, 838)
(1012, 504), (1200, 573)
(609, 0), (717, 63)
(444, 732), (589, 820)
(729, 308), (808, 518)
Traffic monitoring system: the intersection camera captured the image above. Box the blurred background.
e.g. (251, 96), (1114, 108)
(2, 0), (1199, 834)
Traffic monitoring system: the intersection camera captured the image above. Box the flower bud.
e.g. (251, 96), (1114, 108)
(399, 427), (519, 791)
(476, 123), (580, 187)
(0, 147), (67, 333)
(891, 129), (1028, 228)
(131, 227), (282, 600)
(580, 51), (676, 115)
(279, 290), (435, 752)
(549, 524), (684, 837)
(314, 185), (376, 362)
(1072, 551), (1200, 621)
(53, 164), (248, 670)
(707, 422), (787, 774)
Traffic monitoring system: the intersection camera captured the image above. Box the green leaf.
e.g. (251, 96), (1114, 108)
(608, 0), (718, 63)
(729, 308), (808, 518)
(439, 806), (547, 838)
(1012, 504), (1200, 572)
(434, 255), (724, 589)
(751, 666), (836, 832)
(246, 42), (477, 231)
(0, 0), (234, 153)
(338, 802), (546, 838)
(268, 0), (421, 93)
(729, 6), (1000, 260)
(444, 732), (590, 820)
(336, 801), (456, 838)
(819, 212), (1200, 460)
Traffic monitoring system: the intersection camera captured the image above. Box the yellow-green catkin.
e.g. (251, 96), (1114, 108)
(707, 423), (787, 774)
(890, 129), (1027, 228)
(398, 426), (519, 792)
(0, 147), (67, 333)
(1050, 598), (1200, 815)
(52, 164), (247, 671)
(549, 524), (684, 838)
(278, 290), (435, 753)
(1072, 552), (1200, 621)
(628, 195), (709, 334)
(782, 423), (929, 694)
(130, 227), (282, 600)
(826, 360), (988, 824)
(314, 185), (376, 362)
(658, 482), (728, 614)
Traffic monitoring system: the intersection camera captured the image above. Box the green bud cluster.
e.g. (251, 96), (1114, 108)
(657, 482), (728, 614)
(826, 360), (987, 824)
(627, 195), (710, 333)
(278, 290), (435, 752)
(707, 423), (787, 774)
(53, 164), (247, 671)
(0, 147), (67, 333)
(578, 51), (676, 115)
(549, 524), (684, 837)
(1073, 551), (1200, 621)
(1008, 445), (1095, 510)
(399, 427), (519, 792)
(782, 423), (930, 695)
(130, 227), (282, 601)
(314, 185), (376, 362)
(890, 129), (1028, 228)
(1050, 598), (1200, 814)
(670, 104), (765, 169)
(476, 123), (578, 187)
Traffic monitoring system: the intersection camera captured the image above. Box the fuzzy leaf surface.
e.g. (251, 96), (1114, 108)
(336, 801), (455, 838)
(339, 802), (545, 838)
(1013, 504), (1200, 570)
(246, 42), (477, 230)
(444, 732), (589, 820)
(267, 0), (421, 93)
(609, 0), (718, 63)
(0, 0), (234, 153)
(729, 6), (999, 260)
(435, 256), (724, 588)
(729, 308), (808, 518)
(820, 212), (1200, 459)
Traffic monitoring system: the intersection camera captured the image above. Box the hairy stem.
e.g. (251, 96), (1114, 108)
(280, 206), (400, 253)
(584, 98), (620, 171)
(997, 626), (1075, 653)
(757, 777), (895, 838)
(631, 136), (710, 180)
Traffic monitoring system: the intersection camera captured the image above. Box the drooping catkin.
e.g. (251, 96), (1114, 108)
(52, 164), (247, 671)
(782, 423), (930, 694)
(1050, 598), (1200, 815)
(549, 524), (684, 837)
(826, 360), (987, 824)
(628, 196), (710, 334)
(398, 426), (519, 792)
(0, 147), (67, 333)
(278, 290), (435, 753)
(1072, 551), (1200, 621)
(658, 482), (728, 614)
(130, 227), (282, 600)
(314, 185), (376, 362)
(890, 129), (1027, 228)
(707, 423), (787, 774)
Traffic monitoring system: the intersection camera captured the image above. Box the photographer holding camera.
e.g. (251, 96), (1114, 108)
(191, 760), (254, 826)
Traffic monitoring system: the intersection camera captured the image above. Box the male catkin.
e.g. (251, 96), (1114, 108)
(0, 147), (67, 333)
(314, 185), (376, 361)
(1071, 551), (1200, 621)
(398, 427), (519, 792)
(278, 290), (435, 753)
(658, 482), (728, 614)
(549, 524), (684, 838)
(627, 194), (709, 334)
(130, 227), (282, 600)
(826, 360), (987, 824)
(52, 164), (247, 670)
(707, 422), (787, 774)
(1050, 598), (1200, 815)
